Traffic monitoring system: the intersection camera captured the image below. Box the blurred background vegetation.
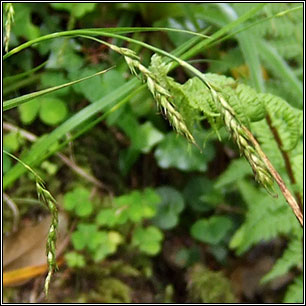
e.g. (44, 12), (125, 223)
(3, 3), (303, 303)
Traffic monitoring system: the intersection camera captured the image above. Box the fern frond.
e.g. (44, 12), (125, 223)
(261, 234), (302, 284)
(215, 158), (253, 189)
(283, 275), (303, 303)
(262, 93), (302, 152)
(229, 180), (301, 255)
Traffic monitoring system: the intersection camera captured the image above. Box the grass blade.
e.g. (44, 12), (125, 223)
(3, 7), (263, 189)
(257, 39), (303, 108)
(4, 61), (47, 85)
(3, 78), (141, 189)
(3, 67), (113, 111)
(3, 27), (210, 60)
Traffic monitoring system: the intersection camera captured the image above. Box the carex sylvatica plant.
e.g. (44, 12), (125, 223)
(3, 3), (302, 301)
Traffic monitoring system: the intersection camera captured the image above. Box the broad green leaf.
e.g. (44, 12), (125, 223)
(71, 66), (106, 103)
(117, 113), (164, 153)
(115, 189), (159, 222)
(41, 71), (70, 96)
(154, 132), (207, 172)
(142, 188), (160, 218)
(96, 188), (159, 227)
(50, 3), (96, 18)
(101, 70), (126, 96)
(108, 231), (123, 246)
(3, 132), (24, 152)
(18, 99), (40, 124)
(132, 226), (164, 255)
(185, 176), (222, 212)
(87, 231), (109, 252)
(152, 186), (185, 230)
(87, 231), (121, 262)
(41, 160), (58, 176)
(133, 122), (164, 153)
(13, 3), (40, 41)
(65, 251), (86, 268)
(128, 201), (144, 222)
(96, 208), (118, 227)
(71, 223), (98, 250)
(64, 187), (93, 217)
(191, 216), (234, 245)
(39, 97), (68, 126)
(47, 39), (84, 71)
(215, 158), (252, 189)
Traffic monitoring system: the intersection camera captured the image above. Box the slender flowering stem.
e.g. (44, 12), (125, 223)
(36, 182), (58, 295)
(4, 3), (14, 53)
(209, 86), (276, 196)
(3, 150), (58, 295)
(81, 36), (196, 144)
(79, 35), (302, 225)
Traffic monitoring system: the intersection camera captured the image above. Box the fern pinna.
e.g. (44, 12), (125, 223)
(146, 54), (303, 302)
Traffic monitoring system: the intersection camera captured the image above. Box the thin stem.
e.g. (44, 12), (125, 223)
(3, 27), (210, 60)
(242, 126), (303, 226)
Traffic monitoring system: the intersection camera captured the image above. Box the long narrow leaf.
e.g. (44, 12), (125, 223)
(3, 67), (113, 111)
(4, 61), (47, 85)
(3, 7), (264, 189)
(3, 27), (210, 60)
(216, 3), (265, 92)
(3, 78), (140, 189)
(257, 39), (303, 108)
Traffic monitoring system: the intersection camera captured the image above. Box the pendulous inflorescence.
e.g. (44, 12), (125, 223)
(209, 85), (275, 195)
(104, 43), (196, 144)
(36, 181), (59, 296)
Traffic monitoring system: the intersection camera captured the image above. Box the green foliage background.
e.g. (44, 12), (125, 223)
(3, 3), (303, 304)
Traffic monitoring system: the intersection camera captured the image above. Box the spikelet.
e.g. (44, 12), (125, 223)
(105, 43), (195, 144)
(4, 3), (14, 53)
(210, 86), (275, 195)
(36, 181), (58, 295)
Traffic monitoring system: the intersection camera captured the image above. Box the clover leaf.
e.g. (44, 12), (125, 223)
(152, 186), (185, 230)
(96, 188), (160, 227)
(65, 251), (86, 268)
(64, 187), (93, 217)
(39, 97), (68, 126)
(132, 226), (164, 255)
(191, 216), (234, 245)
(154, 132), (208, 172)
(71, 223), (98, 250)
(50, 3), (96, 18)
